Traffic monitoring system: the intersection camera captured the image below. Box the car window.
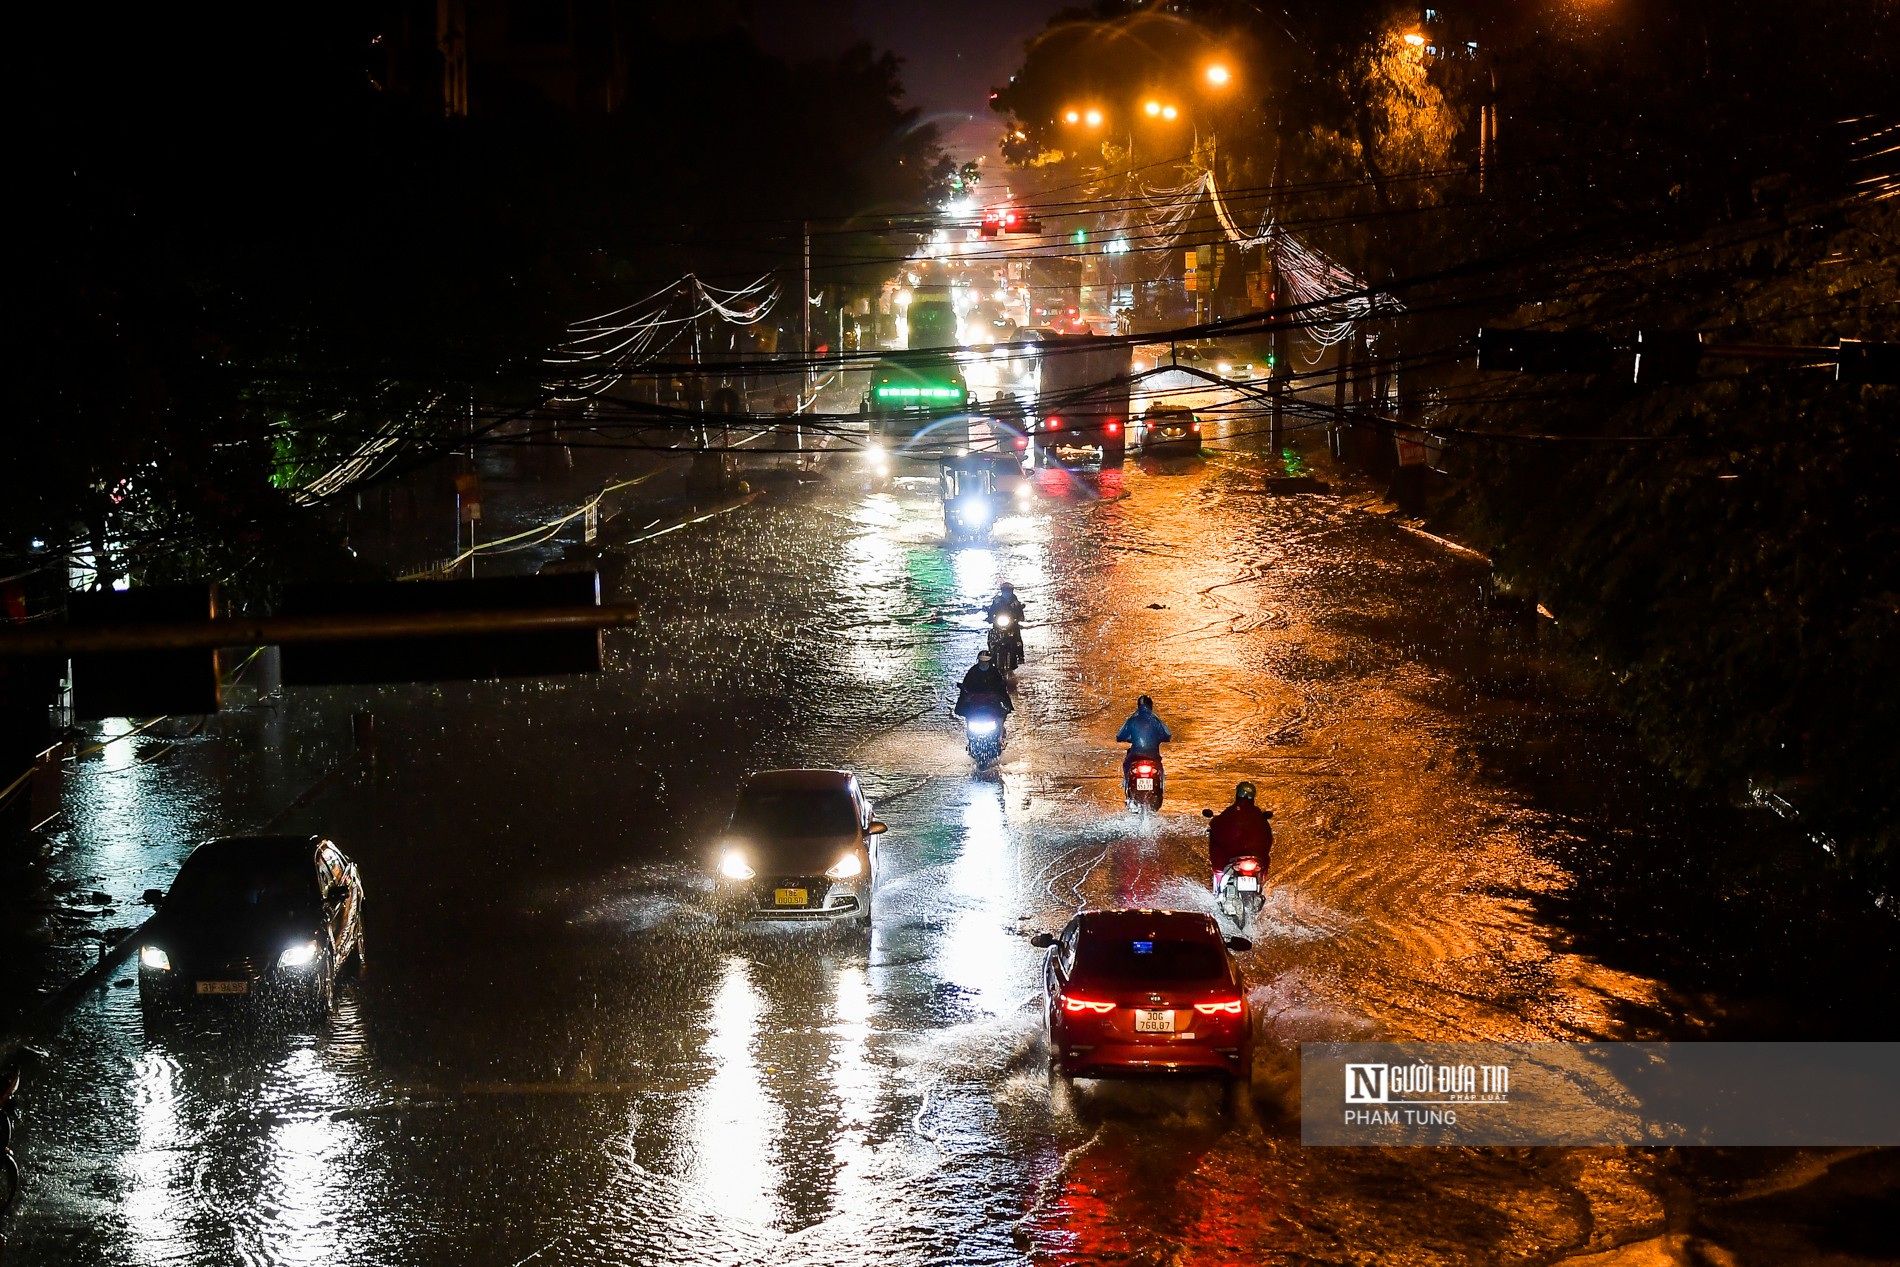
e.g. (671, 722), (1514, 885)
(1074, 933), (1225, 983)
(169, 855), (317, 923)
(733, 788), (859, 837)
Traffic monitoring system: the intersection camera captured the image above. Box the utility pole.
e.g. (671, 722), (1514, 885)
(1267, 230), (1284, 457)
(802, 221), (813, 399)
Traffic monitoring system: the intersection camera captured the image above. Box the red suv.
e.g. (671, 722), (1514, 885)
(1033, 909), (1253, 1083)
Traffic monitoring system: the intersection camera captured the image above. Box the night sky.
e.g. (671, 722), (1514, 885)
(749, 0), (1073, 165)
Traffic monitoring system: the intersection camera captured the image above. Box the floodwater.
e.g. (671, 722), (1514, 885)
(4, 432), (1897, 1265)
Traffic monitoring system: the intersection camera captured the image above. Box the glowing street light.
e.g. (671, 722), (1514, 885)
(1161, 105), (1178, 120)
(1144, 100), (1161, 116)
(1063, 109), (1080, 124)
(1084, 108), (1104, 127)
(1204, 63), (1231, 87)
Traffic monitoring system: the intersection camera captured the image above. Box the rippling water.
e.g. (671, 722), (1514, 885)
(9, 444), (1895, 1266)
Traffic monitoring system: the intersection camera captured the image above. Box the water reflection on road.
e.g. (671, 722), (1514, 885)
(9, 456), (1887, 1265)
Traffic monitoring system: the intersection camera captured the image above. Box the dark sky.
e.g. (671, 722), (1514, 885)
(749, 0), (1072, 167)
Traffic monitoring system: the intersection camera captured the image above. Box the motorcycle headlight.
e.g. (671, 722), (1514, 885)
(995, 613), (1012, 627)
(278, 940), (320, 970)
(825, 853), (863, 880)
(140, 946), (171, 972)
(967, 718), (998, 736)
(719, 850), (756, 881)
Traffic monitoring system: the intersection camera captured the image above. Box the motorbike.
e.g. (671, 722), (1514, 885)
(1201, 807), (1270, 930)
(987, 609), (1024, 672)
(962, 699), (1008, 768)
(1124, 753), (1164, 814)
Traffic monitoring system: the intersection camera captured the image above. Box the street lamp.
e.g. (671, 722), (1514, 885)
(1084, 108), (1104, 128)
(1204, 63), (1231, 87)
(1063, 109), (1080, 124)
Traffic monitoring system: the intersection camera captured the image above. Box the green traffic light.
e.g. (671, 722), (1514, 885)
(1073, 229), (1088, 244)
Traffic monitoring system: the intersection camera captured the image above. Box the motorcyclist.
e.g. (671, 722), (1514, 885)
(1115, 694), (1172, 792)
(982, 582), (1025, 624)
(954, 650), (1013, 718)
(1208, 781), (1273, 891)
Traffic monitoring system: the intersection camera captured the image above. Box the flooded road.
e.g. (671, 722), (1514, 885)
(5, 444), (1896, 1265)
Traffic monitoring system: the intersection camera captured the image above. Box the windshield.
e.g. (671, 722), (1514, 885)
(167, 854), (316, 925)
(733, 789), (859, 838)
(1075, 934), (1226, 983)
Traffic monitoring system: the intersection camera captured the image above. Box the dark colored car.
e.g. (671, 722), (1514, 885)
(138, 835), (366, 1021)
(1033, 909), (1253, 1082)
(1139, 404), (1202, 456)
(711, 770), (885, 930)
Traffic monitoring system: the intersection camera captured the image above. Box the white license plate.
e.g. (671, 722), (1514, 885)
(1135, 777), (1155, 791)
(1134, 1008), (1174, 1034)
(1235, 876), (1259, 891)
(196, 980), (249, 996)
(773, 888), (808, 907)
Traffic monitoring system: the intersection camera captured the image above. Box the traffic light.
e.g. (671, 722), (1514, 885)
(1837, 340), (1900, 385)
(1476, 327), (1613, 374)
(1633, 330), (1703, 385)
(980, 207), (1042, 237)
(1072, 229), (1088, 245)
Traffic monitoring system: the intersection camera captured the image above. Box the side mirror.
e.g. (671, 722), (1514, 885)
(1225, 936), (1253, 953)
(1028, 932), (1057, 949)
(1201, 808), (1215, 819)
(140, 888), (166, 907)
(866, 820), (888, 836)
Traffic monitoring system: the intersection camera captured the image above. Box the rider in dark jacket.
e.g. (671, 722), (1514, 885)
(1115, 695), (1172, 790)
(982, 582), (1025, 623)
(954, 650), (1013, 716)
(1209, 781), (1273, 890)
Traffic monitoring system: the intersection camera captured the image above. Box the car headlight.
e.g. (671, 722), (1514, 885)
(278, 940), (320, 970)
(1217, 362), (1233, 375)
(140, 946), (171, 972)
(825, 853), (863, 880)
(966, 717), (998, 736)
(866, 441), (884, 459)
(719, 850), (756, 881)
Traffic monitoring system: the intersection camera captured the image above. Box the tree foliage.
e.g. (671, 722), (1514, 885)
(6, 3), (946, 596)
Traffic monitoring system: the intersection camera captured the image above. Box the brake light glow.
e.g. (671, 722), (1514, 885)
(1133, 763), (1155, 775)
(1190, 421), (1201, 432)
(1236, 858), (1260, 874)
(1106, 420), (1120, 433)
(1015, 437), (1027, 449)
(1062, 995), (1116, 1014)
(1193, 998), (1244, 1015)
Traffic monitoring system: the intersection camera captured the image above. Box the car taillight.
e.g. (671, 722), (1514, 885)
(1015, 437), (1027, 449)
(1106, 420), (1120, 433)
(1193, 998), (1244, 1015)
(1062, 995), (1116, 1014)
(1237, 858), (1260, 874)
(1190, 421), (1201, 432)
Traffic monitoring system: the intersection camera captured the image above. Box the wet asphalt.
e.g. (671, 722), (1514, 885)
(3, 414), (1897, 1266)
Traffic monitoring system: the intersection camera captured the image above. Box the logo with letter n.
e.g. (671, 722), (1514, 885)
(1345, 1063), (1388, 1104)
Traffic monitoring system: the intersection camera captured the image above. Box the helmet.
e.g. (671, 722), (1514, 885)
(1235, 781), (1256, 802)
(999, 581), (1015, 593)
(1137, 694), (1153, 710)
(977, 650), (993, 663)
